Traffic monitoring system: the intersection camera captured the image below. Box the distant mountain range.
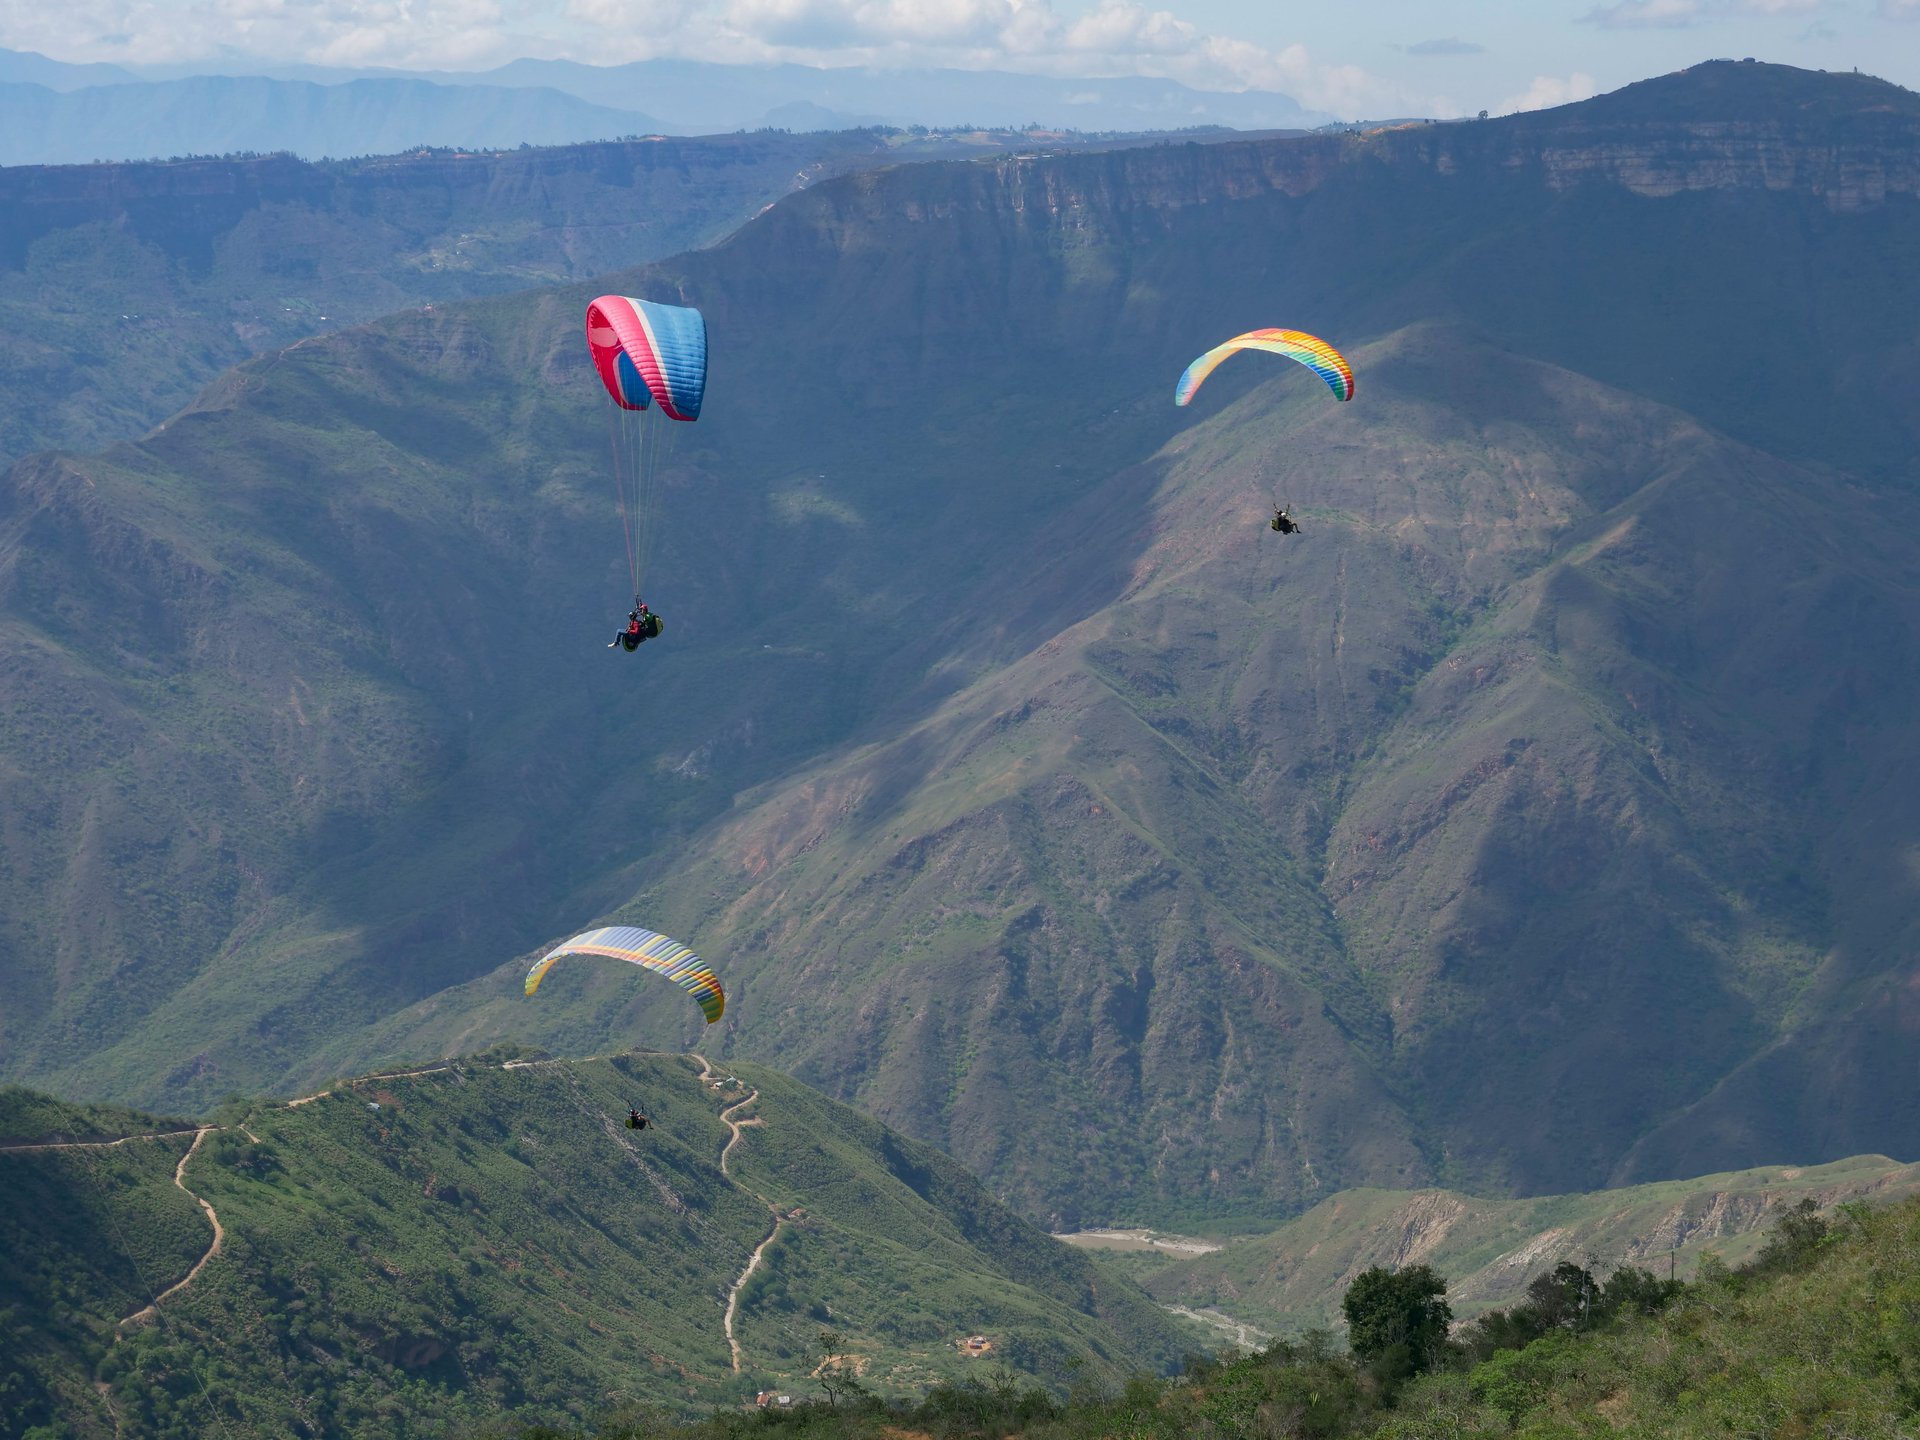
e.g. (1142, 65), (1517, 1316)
(0, 47), (1326, 165)
(0, 74), (665, 166)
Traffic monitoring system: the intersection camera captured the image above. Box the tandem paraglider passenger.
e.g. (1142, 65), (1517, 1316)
(627, 1109), (650, 1130)
(1271, 506), (1301, 535)
(609, 602), (663, 651)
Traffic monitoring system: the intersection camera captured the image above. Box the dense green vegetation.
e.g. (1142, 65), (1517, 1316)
(0, 1055), (1187, 1439)
(0, 1086), (194, 1144)
(480, 1193), (1920, 1439)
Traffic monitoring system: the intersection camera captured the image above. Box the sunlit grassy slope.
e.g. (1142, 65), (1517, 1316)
(0, 1052), (1188, 1439)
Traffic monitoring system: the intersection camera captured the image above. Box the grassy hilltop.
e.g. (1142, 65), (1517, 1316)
(0, 1052), (1188, 1439)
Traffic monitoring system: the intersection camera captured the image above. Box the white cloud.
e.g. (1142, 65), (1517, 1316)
(0, 0), (1432, 118)
(1581, 0), (1825, 27)
(672, 0), (1400, 113)
(0, 0), (510, 68)
(1497, 71), (1598, 114)
(717, 0), (1020, 51)
(1878, 0), (1920, 17)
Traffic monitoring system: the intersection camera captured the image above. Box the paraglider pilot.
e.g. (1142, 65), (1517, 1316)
(609, 602), (662, 651)
(627, 1109), (650, 1130)
(1271, 506), (1301, 535)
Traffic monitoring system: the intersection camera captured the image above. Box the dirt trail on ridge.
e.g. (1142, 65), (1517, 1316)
(697, 1054), (783, 1374)
(119, 1128), (223, 1330)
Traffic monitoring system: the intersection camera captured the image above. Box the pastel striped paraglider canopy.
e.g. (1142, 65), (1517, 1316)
(524, 925), (725, 1024)
(1174, 329), (1355, 407)
(585, 296), (708, 420)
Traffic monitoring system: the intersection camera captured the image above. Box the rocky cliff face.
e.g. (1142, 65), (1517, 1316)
(721, 60), (1919, 258)
(1405, 63), (1920, 211)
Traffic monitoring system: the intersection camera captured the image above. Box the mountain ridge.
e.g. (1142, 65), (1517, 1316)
(0, 73), (668, 167)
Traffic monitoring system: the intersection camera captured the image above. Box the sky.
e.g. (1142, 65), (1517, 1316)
(0, 0), (1913, 118)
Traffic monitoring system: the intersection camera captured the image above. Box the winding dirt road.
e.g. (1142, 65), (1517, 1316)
(0, 1128), (203, 1153)
(0, 1124), (226, 1330)
(717, 1091), (763, 1178)
(722, 1217), (783, 1374)
(120, 1129), (223, 1330)
(0, 1066), (468, 1329)
(695, 1054), (784, 1373)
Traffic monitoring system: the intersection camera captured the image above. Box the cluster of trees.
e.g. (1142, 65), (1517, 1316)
(1340, 1253), (1684, 1387)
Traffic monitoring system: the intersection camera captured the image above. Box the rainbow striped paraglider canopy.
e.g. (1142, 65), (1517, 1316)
(1174, 328), (1354, 407)
(524, 925), (724, 1024)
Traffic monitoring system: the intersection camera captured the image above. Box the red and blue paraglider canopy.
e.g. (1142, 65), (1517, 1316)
(586, 296), (707, 420)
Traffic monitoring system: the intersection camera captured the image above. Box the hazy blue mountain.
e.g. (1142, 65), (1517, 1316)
(0, 50), (1326, 165)
(750, 100), (891, 132)
(0, 47), (136, 91)
(460, 57), (1330, 134)
(0, 74), (661, 165)
(1, 63), (1916, 1233)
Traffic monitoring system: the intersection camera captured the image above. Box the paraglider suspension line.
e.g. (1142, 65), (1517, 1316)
(606, 400), (679, 602)
(608, 404), (640, 599)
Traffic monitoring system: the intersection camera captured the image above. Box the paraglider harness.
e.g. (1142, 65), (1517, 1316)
(1271, 505), (1301, 536)
(627, 1109), (650, 1130)
(612, 600), (663, 651)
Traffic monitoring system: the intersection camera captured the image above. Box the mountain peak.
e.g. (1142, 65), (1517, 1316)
(1555, 58), (1920, 125)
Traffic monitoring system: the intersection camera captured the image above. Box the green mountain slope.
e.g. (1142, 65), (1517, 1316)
(1084, 1154), (1920, 1335)
(3, 62), (1919, 1227)
(0, 1052), (1188, 1439)
(356, 329), (1920, 1222)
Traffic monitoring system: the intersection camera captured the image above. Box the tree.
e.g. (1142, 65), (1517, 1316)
(1753, 1198), (1832, 1273)
(813, 1329), (865, 1410)
(1342, 1265), (1453, 1382)
(1598, 1264), (1682, 1318)
(1524, 1262), (1596, 1330)
(1458, 1303), (1545, 1361)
